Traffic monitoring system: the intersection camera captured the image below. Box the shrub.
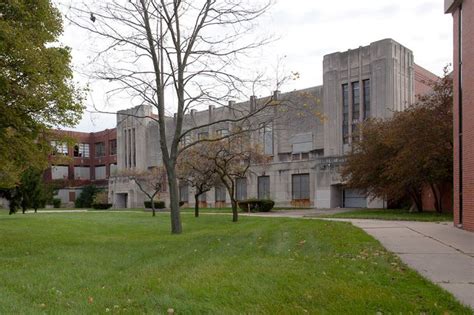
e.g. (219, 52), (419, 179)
(144, 200), (166, 209)
(259, 199), (275, 212)
(238, 199), (275, 212)
(52, 198), (61, 208)
(92, 203), (112, 209)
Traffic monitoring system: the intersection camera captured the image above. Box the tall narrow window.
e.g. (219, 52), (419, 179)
(260, 123), (273, 155)
(132, 128), (136, 167)
(342, 84), (349, 144)
(352, 82), (360, 142)
(258, 176), (270, 199)
(124, 130), (128, 168)
(109, 139), (117, 156)
(352, 81), (360, 121)
(128, 129), (132, 168)
(363, 79), (370, 119)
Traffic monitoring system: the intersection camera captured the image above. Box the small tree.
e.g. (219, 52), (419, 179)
(18, 167), (47, 213)
(197, 133), (267, 222)
(75, 185), (101, 208)
(177, 144), (220, 217)
(128, 167), (167, 217)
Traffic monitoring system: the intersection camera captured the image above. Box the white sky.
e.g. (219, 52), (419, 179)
(56, 0), (453, 132)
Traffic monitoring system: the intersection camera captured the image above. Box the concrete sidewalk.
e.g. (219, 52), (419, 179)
(328, 219), (474, 309)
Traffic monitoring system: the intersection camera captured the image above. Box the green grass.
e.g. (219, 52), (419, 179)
(0, 210), (469, 314)
(322, 208), (454, 222)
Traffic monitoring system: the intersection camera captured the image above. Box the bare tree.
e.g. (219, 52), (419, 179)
(125, 167), (167, 216)
(196, 132), (268, 222)
(177, 143), (219, 217)
(67, 0), (275, 233)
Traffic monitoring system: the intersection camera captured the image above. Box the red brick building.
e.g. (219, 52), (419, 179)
(45, 129), (117, 205)
(446, 0), (474, 231)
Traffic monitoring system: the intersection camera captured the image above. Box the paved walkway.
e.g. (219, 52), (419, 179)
(250, 211), (474, 309)
(333, 219), (474, 309)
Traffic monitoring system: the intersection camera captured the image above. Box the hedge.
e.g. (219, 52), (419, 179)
(238, 199), (275, 212)
(52, 198), (61, 208)
(92, 203), (113, 210)
(144, 200), (166, 209)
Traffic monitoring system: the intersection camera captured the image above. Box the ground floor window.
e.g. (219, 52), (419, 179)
(258, 176), (270, 199)
(292, 173), (310, 200)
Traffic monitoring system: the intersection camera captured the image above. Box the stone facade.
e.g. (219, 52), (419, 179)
(446, 0), (474, 231)
(108, 38), (436, 209)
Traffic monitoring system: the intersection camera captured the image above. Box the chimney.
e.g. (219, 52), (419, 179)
(273, 90), (281, 101)
(250, 95), (257, 112)
(190, 109), (197, 116)
(208, 105), (215, 121)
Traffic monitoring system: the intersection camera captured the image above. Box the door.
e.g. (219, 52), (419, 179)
(343, 189), (367, 208)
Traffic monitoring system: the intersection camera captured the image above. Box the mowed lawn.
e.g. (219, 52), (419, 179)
(0, 211), (469, 314)
(323, 208), (454, 222)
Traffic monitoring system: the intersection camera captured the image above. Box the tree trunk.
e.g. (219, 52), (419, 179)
(194, 193), (200, 218)
(410, 189), (423, 213)
(429, 183), (443, 213)
(166, 165), (182, 234)
(151, 198), (156, 217)
(231, 198), (238, 222)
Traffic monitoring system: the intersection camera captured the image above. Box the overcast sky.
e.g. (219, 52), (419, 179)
(56, 0), (453, 132)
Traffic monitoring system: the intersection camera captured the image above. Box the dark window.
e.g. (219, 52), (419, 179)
(342, 84), (349, 144)
(95, 142), (106, 157)
(236, 178), (247, 201)
(352, 81), (360, 142)
(179, 185), (188, 202)
(109, 139), (117, 155)
(363, 79), (370, 119)
(352, 81), (360, 121)
(132, 128), (136, 167)
(215, 186), (226, 202)
(292, 174), (310, 200)
(258, 176), (270, 199)
(199, 192), (207, 202)
(261, 123), (273, 155)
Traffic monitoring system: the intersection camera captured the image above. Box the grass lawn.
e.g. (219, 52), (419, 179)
(322, 208), (454, 222)
(0, 211), (469, 314)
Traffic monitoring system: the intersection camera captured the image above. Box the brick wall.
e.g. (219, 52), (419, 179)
(46, 129), (117, 189)
(448, 0), (474, 232)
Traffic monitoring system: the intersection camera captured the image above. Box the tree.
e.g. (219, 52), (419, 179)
(177, 143), (220, 217)
(342, 69), (453, 212)
(18, 167), (48, 213)
(128, 167), (167, 217)
(75, 184), (102, 208)
(195, 133), (267, 222)
(68, 0), (274, 233)
(0, 0), (83, 188)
